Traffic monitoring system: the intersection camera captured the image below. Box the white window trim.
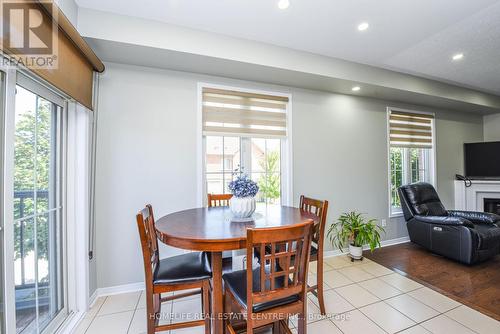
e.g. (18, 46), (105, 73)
(386, 107), (437, 218)
(197, 82), (293, 207)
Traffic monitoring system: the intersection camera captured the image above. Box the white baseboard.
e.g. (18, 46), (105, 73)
(379, 236), (410, 247)
(88, 290), (98, 309)
(94, 281), (145, 299)
(324, 236), (410, 258)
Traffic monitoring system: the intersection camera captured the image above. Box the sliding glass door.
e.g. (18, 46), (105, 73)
(13, 81), (66, 334)
(0, 70), (6, 334)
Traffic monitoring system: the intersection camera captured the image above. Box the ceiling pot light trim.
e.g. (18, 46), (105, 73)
(358, 22), (369, 31)
(278, 0), (290, 10)
(452, 53), (464, 61)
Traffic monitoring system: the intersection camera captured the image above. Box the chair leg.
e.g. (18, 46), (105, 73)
(297, 312), (306, 334)
(146, 292), (159, 334)
(273, 320), (281, 334)
(316, 260), (326, 315)
(202, 281), (211, 334)
(246, 310), (255, 334)
(224, 288), (231, 334)
(146, 317), (155, 334)
(146, 313), (155, 334)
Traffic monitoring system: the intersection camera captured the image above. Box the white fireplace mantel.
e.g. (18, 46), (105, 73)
(454, 180), (500, 211)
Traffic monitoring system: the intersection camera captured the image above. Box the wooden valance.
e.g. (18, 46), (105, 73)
(0, 0), (104, 109)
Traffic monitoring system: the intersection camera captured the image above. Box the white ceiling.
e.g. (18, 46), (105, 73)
(76, 0), (500, 95)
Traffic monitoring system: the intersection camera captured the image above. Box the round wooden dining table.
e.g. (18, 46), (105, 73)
(155, 205), (319, 334)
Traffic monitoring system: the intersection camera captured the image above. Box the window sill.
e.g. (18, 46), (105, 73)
(390, 212), (404, 219)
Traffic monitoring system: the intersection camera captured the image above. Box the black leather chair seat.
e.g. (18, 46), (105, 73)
(223, 266), (299, 313)
(310, 245), (318, 257)
(473, 224), (500, 250)
(153, 252), (212, 285)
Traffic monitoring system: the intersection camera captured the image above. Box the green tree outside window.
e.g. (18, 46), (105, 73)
(257, 150), (281, 203)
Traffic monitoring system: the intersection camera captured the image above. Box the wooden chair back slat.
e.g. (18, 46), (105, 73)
(299, 195), (328, 247)
(136, 204), (160, 279)
(136, 204), (161, 320)
(207, 193), (233, 207)
(246, 220), (314, 312)
(260, 243), (266, 290)
(284, 240), (293, 288)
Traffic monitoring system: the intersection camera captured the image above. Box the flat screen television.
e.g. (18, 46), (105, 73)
(464, 141), (500, 179)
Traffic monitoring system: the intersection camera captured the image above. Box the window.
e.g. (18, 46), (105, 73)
(250, 138), (281, 205)
(205, 136), (282, 205)
(388, 109), (435, 215)
(205, 136), (240, 195)
(201, 86), (290, 206)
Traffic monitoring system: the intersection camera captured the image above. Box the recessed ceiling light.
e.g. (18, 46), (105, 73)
(452, 53), (464, 61)
(358, 22), (369, 31)
(352, 86), (361, 92)
(278, 0), (290, 10)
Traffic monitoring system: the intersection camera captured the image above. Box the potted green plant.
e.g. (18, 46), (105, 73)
(327, 211), (385, 261)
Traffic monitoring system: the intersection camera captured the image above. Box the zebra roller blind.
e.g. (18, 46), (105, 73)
(202, 87), (288, 138)
(389, 110), (434, 149)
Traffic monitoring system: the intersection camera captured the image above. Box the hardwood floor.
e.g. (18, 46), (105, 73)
(364, 242), (500, 321)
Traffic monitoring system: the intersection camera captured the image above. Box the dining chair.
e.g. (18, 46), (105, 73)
(223, 220), (314, 334)
(299, 195), (329, 315)
(255, 196), (329, 315)
(136, 204), (212, 334)
(207, 193), (233, 207)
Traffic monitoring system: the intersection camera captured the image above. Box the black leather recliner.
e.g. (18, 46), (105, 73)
(398, 182), (500, 264)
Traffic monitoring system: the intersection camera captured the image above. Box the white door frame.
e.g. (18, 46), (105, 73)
(1, 64), (18, 334)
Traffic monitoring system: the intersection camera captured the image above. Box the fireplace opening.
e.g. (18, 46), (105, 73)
(484, 198), (500, 215)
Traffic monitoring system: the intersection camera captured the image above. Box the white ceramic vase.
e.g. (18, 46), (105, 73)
(230, 196), (256, 218)
(349, 244), (363, 259)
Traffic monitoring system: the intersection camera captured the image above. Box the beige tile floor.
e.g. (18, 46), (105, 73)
(73, 256), (500, 334)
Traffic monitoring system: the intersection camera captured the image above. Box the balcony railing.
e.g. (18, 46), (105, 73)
(14, 190), (49, 310)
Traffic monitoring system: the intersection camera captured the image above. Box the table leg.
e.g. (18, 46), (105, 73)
(211, 251), (223, 334)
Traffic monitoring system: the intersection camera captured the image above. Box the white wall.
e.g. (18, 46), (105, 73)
(483, 113), (500, 141)
(55, 0), (78, 26)
(94, 62), (484, 290)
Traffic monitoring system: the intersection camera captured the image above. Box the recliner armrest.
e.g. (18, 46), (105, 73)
(414, 215), (474, 228)
(448, 210), (500, 225)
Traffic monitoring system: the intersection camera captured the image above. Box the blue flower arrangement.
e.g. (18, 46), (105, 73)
(228, 174), (259, 198)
